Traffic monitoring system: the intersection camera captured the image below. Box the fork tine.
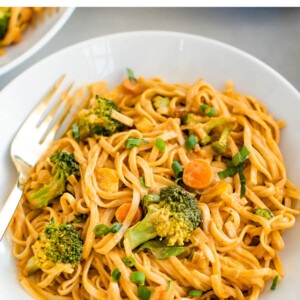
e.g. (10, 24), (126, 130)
(36, 75), (66, 125)
(39, 81), (74, 144)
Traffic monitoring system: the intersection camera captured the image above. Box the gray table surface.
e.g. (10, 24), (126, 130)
(1, 7), (300, 92)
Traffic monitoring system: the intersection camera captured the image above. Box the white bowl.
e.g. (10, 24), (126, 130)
(0, 31), (299, 299)
(0, 7), (75, 76)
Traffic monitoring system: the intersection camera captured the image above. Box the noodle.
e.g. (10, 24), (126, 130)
(9, 74), (300, 299)
(0, 7), (57, 55)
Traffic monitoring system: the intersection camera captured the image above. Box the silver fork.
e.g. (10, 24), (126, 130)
(0, 75), (77, 241)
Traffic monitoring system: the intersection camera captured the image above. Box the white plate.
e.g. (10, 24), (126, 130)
(0, 31), (300, 299)
(0, 7), (75, 76)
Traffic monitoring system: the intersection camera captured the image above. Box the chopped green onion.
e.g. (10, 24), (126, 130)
(270, 275), (279, 290)
(110, 222), (123, 233)
(155, 137), (166, 152)
(125, 137), (149, 149)
(218, 166), (238, 179)
(237, 164), (246, 197)
(185, 135), (198, 151)
(131, 271), (146, 285)
(94, 222), (122, 235)
(172, 161), (183, 178)
(126, 68), (137, 83)
(231, 145), (250, 167)
(218, 145), (250, 197)
(111, 268), (121, 282)
(200, 104), (216, 117)
(140, 176), (150, 188)
(73, 213), (88, 223)
(188, 289), (203, 297)
(137, 285), (151, 300)
(122, 256), (136, 267)
(93, 224), (110, 236)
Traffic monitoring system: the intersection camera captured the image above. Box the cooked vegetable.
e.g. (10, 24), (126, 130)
(171, 160), (183, 179)
(125, 136), (149, 149)
(152, 95), (170, 115)
(137, 285), (151, 300)
(137, 240), (187, 259)
(122, 256), (136, 267)
(26, 151), (80, 209)
(93, 222), (123, 236)
(115, 202), (143, 225)
(188, 289), (203, 297)
(126, 68), (137, 83)
(0, 8), (10, 40)
(185, 134), (198, 151)
(124, 185), (202, 250)
(131, 271), (146, 285)
(123, 68), (140, 93)
(72, 95), (125, 141)
(182, 159), (213, 190)
(254, 207), (273, 220)
(211, 124), (234, 154)
(183, 114), (235, 146)
(199, 104), (216, 117)
(218, 145), (250, 197)
(270, 275), (279, 290)
(155, 137), (166, 152)
(112, 268), (121, 282)
(24, 218), (83, 274)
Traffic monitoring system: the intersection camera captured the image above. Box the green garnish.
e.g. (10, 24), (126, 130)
(140, 176), (150, 188)
(171, 160), (183, 178)
(137, 285), (151, 300)
(111, 268), (121, 282)
(270, 275), (279, 290)
(122, 256), (136, 267)
(125, 137), (149, 149)
(199, 104), (216, 117)
(218, 145), (250, 197)
(126, 68), (137, 83)
(155, 137), (166, 152)
(93, 222), (123, 235)
(185, 135), (198, 151)
(93, 224), (110, 236)
(131, 271), (146, 285)
(110, 222), (123, 233)
(188, 289), (203, 297)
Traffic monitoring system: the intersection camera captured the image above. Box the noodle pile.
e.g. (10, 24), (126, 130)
(9, 74), (300, 300)
(0, 7), (57, 55)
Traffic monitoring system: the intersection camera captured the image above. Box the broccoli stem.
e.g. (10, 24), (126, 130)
(124, 211), (158, 250)
(211, 124), (234, 154)
(24, 256), (39, 275)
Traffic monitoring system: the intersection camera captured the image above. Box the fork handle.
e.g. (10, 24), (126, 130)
(0, 181), (23, 241)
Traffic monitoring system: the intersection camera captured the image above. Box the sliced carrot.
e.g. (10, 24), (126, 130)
(182, 159), (213, 190)
(150, 286), (168, 300)
(122, 77), (140, 94)
(115, 203), (143, 225)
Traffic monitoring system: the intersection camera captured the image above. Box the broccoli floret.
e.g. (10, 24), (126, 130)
(254, 208), (273, 220)
(211, 124), (234, 154)
(24, 218), (83, 274)
(152, 95), (170, 115)
(72, 95), (124, 141)
(183, 114), (235, 146)
(124, 185), (202, 250)
(183, 113), (205, 126)
(0, 8), (10, 40)
(26, 151), (80, 209)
